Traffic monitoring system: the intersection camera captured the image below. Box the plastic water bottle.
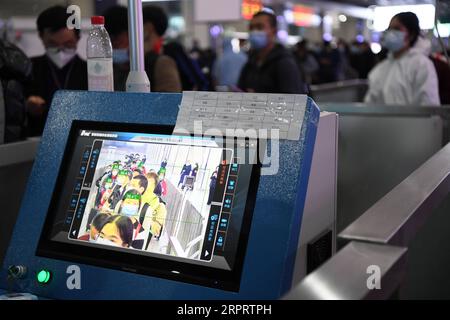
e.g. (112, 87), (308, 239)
(87, 16), (114, 92)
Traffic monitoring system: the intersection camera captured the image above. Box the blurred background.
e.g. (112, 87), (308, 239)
(0, 0), (448, 63)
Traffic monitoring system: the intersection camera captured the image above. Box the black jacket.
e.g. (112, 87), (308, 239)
(238, 44), (306, 94)
(113, 52), (160, 92)
(0, 40), (32, 143)
(26, 55), (87, 136)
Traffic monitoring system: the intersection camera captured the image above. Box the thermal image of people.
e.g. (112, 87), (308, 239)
(117, 189), (142, 217)
(160, 159), (168, 171)
(190, 163), (199, 191)
(75, 141), (223, 260)
(155, 171), (167, 197)
(207, 168), (218, 206)
(142, 172), (167, 243)
(178, 160), (192, 189)
(116, 190), (147, 249)
(105, 170), (132, 212)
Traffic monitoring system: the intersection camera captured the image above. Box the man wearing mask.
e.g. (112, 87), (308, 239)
(104, 5), (181, 92)
(142, 5), (181, 93)
(103, 6), (130, 92)
(293, 40), (319, 85)
(317, 41), (341, 83)
(349, 41), (376, 79)
(212, 36), (248, 91)
(106, 170), (132, 212)
(238, 10), (305, 94)
(26, 6), (87, 137)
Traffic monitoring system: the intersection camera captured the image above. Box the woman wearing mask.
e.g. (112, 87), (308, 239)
(95, 215), (134, 248)
(365, 12), (440, 106)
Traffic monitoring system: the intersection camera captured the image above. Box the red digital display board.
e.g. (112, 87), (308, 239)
(242, 0), (263, 20)
(292, 5), (315, 27)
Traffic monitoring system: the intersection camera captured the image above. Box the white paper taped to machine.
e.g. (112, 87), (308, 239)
(174, 91), (307, 140)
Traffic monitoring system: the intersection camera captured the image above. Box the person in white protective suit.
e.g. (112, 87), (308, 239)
(365, 12), (440, 106)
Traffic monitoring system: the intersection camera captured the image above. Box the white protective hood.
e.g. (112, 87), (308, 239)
(365, 36), (440, 106)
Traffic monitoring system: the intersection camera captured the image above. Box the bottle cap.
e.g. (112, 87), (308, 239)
(91, 16), (105, 25)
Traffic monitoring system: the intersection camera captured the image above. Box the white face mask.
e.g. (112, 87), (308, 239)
(382, 30), (407, 53)
(46, 47), (77, 69)
(121, 203), (140, 217)
(93, 236), (121, 247)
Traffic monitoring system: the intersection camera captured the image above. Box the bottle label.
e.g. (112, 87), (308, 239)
(88, 58), (114, 92)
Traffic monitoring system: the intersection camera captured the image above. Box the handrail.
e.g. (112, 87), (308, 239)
(339, 142), (450, 246)
(0, 138), (40, 167)
(320, 104), (450, 118)
(310, 79), (369, 91)
(283, 241), (407, 300)
(285, 109), (450, 300)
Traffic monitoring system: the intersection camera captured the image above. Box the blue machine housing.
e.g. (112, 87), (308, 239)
(0, 91), (319, 299)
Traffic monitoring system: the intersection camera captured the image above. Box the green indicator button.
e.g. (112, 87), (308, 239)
(36, 269), (51, 284)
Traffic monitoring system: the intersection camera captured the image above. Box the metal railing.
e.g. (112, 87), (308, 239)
(319, 104), (448, 233)
(283, 241), (407, 300)
(339, 142), (450, 246)
(0, 138), (41, 265)
(285, 142), (450, 299)
(0, 137), (40, 167)
(309, 79), (369, 103)
(164, 180), (203, 256)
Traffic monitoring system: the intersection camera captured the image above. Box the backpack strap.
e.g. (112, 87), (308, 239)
(158, 196), (166, 206)
(139, 202), (149, 225)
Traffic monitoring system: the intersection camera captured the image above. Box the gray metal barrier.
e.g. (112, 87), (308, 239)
(0, 138), (40, 265)
(320, 104), (450, 233)
(310, 79), (369, 103)
(285, 142), (450, 299)
(339, 142), (450, 299)
(0, 82), (4, 144)
(339, 142), (450, 246)
(284, 241), (407, 300)
(163, 179), (203, 257)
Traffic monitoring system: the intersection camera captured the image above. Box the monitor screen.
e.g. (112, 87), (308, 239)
(37, 121), (260, 291)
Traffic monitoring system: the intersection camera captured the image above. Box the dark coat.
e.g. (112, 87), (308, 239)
(26, 55), (87, 136)
(0, 40), (32, 142)
(238, 44), (306, 94)
(431, 55), (450, 105)
(181, 164), (192, 176)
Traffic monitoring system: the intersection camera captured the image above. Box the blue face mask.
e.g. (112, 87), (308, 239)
(308, 44), (321, 54)
(249, 31), (268, 50)
(350, 46), (361, 54)
(113, 48), (129, 64)
(121, 204), (139, 217)
(382, 30), (406, 53)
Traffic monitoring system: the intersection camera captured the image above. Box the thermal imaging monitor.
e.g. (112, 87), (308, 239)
(1, 91), (320, 300)
(37, 121), (260, 291)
